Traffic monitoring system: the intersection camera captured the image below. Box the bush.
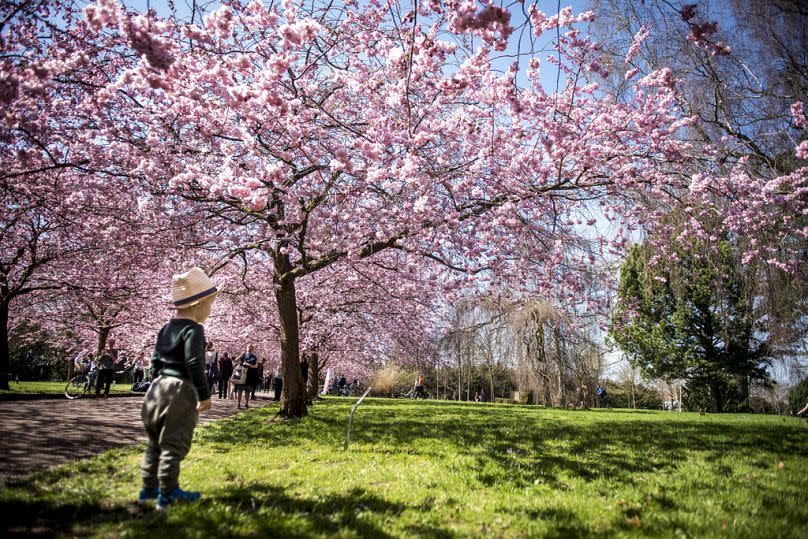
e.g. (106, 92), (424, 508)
(369, 365), (416, 397)
(9, 322), (69, 381)
(601, 380), (663, 410)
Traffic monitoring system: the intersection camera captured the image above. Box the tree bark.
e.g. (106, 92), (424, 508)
(96, 326), (111, 355)
(0, 301), (9, 390)
(307, 352), (319, 399)
(735, 373), (749, 410)
(275, 273), (307, 418)
(708, 379), (724, 413)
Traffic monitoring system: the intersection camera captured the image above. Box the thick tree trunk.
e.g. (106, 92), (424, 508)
(275, 275), (307, 418)
(735, 373), (749, 410)
(96, 326), (111, 355)
(708, 380), (724, 413)
(0, 301), (10, 390)
(307, 353), (319, 399)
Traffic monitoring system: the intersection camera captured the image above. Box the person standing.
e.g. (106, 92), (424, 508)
(217, 352), (232, 399)
(232, 356), (248, 408)
(138, 267), (216, 510)
(255, 359), (265, 398)
(95, 339), (118, 399)
(205, 341), (219, 392)
(133, 350), (149, 385)
(240, 344), (259, 408)
(300, 352), (309, 388)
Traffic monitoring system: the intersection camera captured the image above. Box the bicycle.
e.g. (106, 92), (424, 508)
(64, 360), (134, 399)
(65, 369), (98, 399)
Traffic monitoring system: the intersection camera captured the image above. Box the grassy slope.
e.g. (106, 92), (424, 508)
(2, 398), (807, 538)
(0, 381), (133, 396)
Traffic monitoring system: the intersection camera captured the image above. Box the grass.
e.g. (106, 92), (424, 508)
(0, 380), (133, 396)
(2, 398), (807, 538)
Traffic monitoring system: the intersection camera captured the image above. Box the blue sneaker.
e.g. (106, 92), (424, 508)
(156, 487), (201, 510)
(137, 487), (159, 505)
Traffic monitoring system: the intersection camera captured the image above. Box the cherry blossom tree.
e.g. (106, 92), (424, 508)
(4, 0), (806, 416)
(66, 0), (702, 417)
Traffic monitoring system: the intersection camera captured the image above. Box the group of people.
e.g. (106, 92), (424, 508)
(202, 342), (284, 409)
(72, 339), (122, 399)
(324, 372), (359, 396)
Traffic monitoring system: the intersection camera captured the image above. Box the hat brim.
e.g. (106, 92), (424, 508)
(173, 287), (220, 309)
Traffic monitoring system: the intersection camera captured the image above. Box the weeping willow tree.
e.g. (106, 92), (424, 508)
(509, 301), (604, 406)
(438, 297), (604, 405)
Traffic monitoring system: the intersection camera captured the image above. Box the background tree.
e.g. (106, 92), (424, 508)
(592, 0), (808, 393)
(610, 239), (778, 412)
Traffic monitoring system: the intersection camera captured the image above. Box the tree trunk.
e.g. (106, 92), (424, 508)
(307, 353), (320, 399)
(96, 326), (111, 355)
(553, 328), (565, 406)
(489, 368), (494, 403)
(275, 274), (306, 418)
(735, 373), (749, 410)
(457, 353), (462, 401)
(708, 379), (724, 413)
(0, 301), (10, 390)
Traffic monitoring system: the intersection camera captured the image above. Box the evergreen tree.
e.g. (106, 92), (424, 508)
(610, 242), (771, 412)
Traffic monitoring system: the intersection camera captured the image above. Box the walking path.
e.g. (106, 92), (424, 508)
(0, 393), (275, 484)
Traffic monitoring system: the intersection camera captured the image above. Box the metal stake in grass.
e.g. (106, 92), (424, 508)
(344, 386), (372, 451)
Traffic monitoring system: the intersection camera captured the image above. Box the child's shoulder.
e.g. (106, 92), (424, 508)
(160, 318), (204, 337)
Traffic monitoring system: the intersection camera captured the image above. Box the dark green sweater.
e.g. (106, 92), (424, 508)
(150, 319), (211, 401)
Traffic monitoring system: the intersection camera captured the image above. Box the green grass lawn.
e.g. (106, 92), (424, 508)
(0, 380), (133, 396)
(2, 399), (807, 538)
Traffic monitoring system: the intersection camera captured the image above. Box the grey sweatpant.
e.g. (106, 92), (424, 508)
(140, 376), (199, 494)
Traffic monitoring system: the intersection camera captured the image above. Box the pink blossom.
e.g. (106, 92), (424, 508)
(638, 68), (676, 89)
(792, 102), (807, 129)
(83, 0), (121, 32)
(123, 15), (175, 71)
(797, 141), (808, 160)
(625, 24), (650, 64)
(279, 19), (321, 48)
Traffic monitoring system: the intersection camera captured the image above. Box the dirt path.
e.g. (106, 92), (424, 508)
(0, 393), (276, 484)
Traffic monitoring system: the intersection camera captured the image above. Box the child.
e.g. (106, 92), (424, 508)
(137, 267), (217, 510)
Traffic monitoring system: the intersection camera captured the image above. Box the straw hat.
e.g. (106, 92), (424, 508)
(170, 267), (219, 308)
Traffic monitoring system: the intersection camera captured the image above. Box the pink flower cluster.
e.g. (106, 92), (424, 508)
(279, 19), (321, 48)
(638, 68), (676, 90)
(444, 1), (513, 49)
(0, 70), (19, 105)
(792, 102), (807, 129)
(530, 6), (595, 39)
(83, 0), (121, 31)
(625, 24), (650, 64)
(679, 3), (731, 57)
(124, 15), (175, 71)
(450, 6), (512, 44)
(204, 5), (234, 40)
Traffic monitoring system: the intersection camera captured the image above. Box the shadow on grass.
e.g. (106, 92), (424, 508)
(5, 399), (806, 537)
(197, 398), (808, 494)
(1, 481), (443, 539)
(314, 400), (808, 490)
